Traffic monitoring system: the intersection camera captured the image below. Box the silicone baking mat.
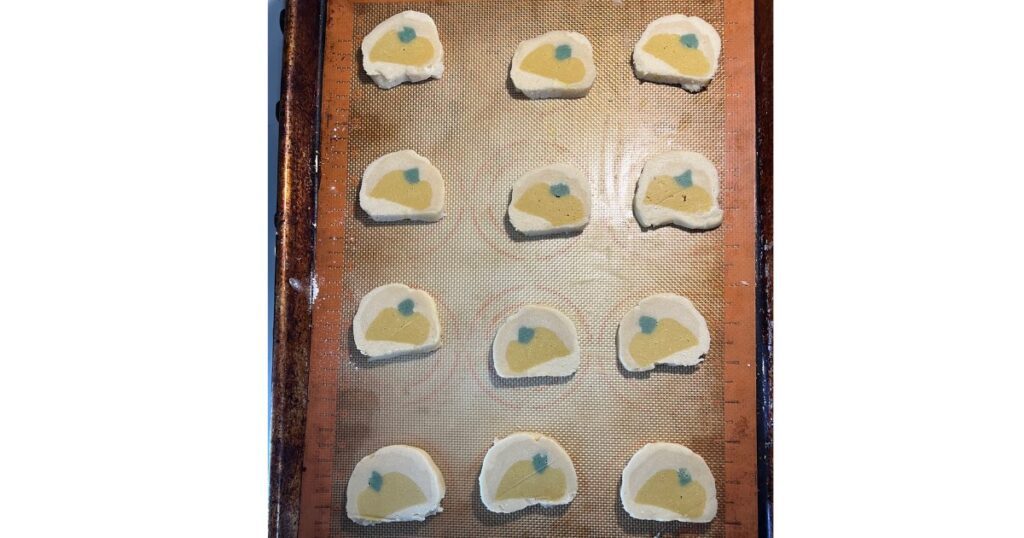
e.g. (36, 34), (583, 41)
(300, 1), (759, 536)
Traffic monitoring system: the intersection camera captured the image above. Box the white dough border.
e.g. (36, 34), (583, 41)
(507, 163), (591, 236)
(360, 10), (444, 89)
(345, 444), (446, 526)
(478, 432), (579, 513)
(359, 149), (445, 222)
(617, 293), (711, 372)
(620, 442), (717, 523)
(632, 14), (721, 92)
(633, 150), (723, 230)
(510, 31), (597, 99)
(352, 283), (441, 359)
(491, 305), (580, 378)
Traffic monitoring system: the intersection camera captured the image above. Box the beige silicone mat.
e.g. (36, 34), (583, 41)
(329, 1), (725, 535)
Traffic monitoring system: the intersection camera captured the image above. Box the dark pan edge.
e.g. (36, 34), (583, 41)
(269, 1), (326, 537)
(754, 0), (774, 537)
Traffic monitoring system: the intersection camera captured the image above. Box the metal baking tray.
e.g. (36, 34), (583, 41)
(271, 1), (772, 536)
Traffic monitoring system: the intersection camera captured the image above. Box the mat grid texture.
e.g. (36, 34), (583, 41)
(326, 1), (725, 535)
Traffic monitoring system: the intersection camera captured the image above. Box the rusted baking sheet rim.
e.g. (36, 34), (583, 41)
(268, 0), (773, 536)
(270, 0), (326, 537)
(754, 0), (773, 536)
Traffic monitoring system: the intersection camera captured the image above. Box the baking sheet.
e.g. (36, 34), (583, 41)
(321, 1), (729, 535)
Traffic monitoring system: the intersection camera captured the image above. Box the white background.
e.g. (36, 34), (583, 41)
(1, 1), (268, 535)
(776, 1), (1024, 535)
(0, 0), (1021, 536)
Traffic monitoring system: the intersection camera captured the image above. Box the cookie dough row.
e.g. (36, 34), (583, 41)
(348, 433), (717, 526)
(360, 149), (724, 232)
(362, 11), (721, 95)
(355, 284), (709, 374)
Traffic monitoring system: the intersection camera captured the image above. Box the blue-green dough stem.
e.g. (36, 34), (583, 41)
(369, 470), (383, 492)
(398, 299), (415, 316)
(532, 452), (549, 474)
(677, 468), (692, 485)
(397, 26), (417, 44)
(549, 183), (570, 198)
(674, 170), (693, 188)
(639, 316), (658, 334)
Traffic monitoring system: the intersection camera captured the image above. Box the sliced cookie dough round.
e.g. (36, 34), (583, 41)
(361, 10), (444, 89)
(617, 294), (710, 372)
(353, 283), (441, 360)
(492, 305), (580, 378)
(346, 445), (446, 526)
(479, 432), (578, 513)
(359, 150), (444, 222)
(510, 31), (596, 99)
(620, 443), (717, 523)
(632, 14), (721, 92)
(634, 151), (722, 230)
(508, 163), (590, 236)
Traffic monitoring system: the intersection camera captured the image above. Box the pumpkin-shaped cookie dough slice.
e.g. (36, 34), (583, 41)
(479, 432), (578, 513)
(361, 10), (444, 89)
(510, 31), (596, 99)
(353, 283), (441, 360)
(620, 443), (717, 523)
(617, 294), (710, 372)
(492, 305), (579, 378)
(634, 151), (722, 230)
(346, 445), (446, 526)
(359, 150), (444, 222)
(632, 14), (721, 92)
(508, 164), (590, 236)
